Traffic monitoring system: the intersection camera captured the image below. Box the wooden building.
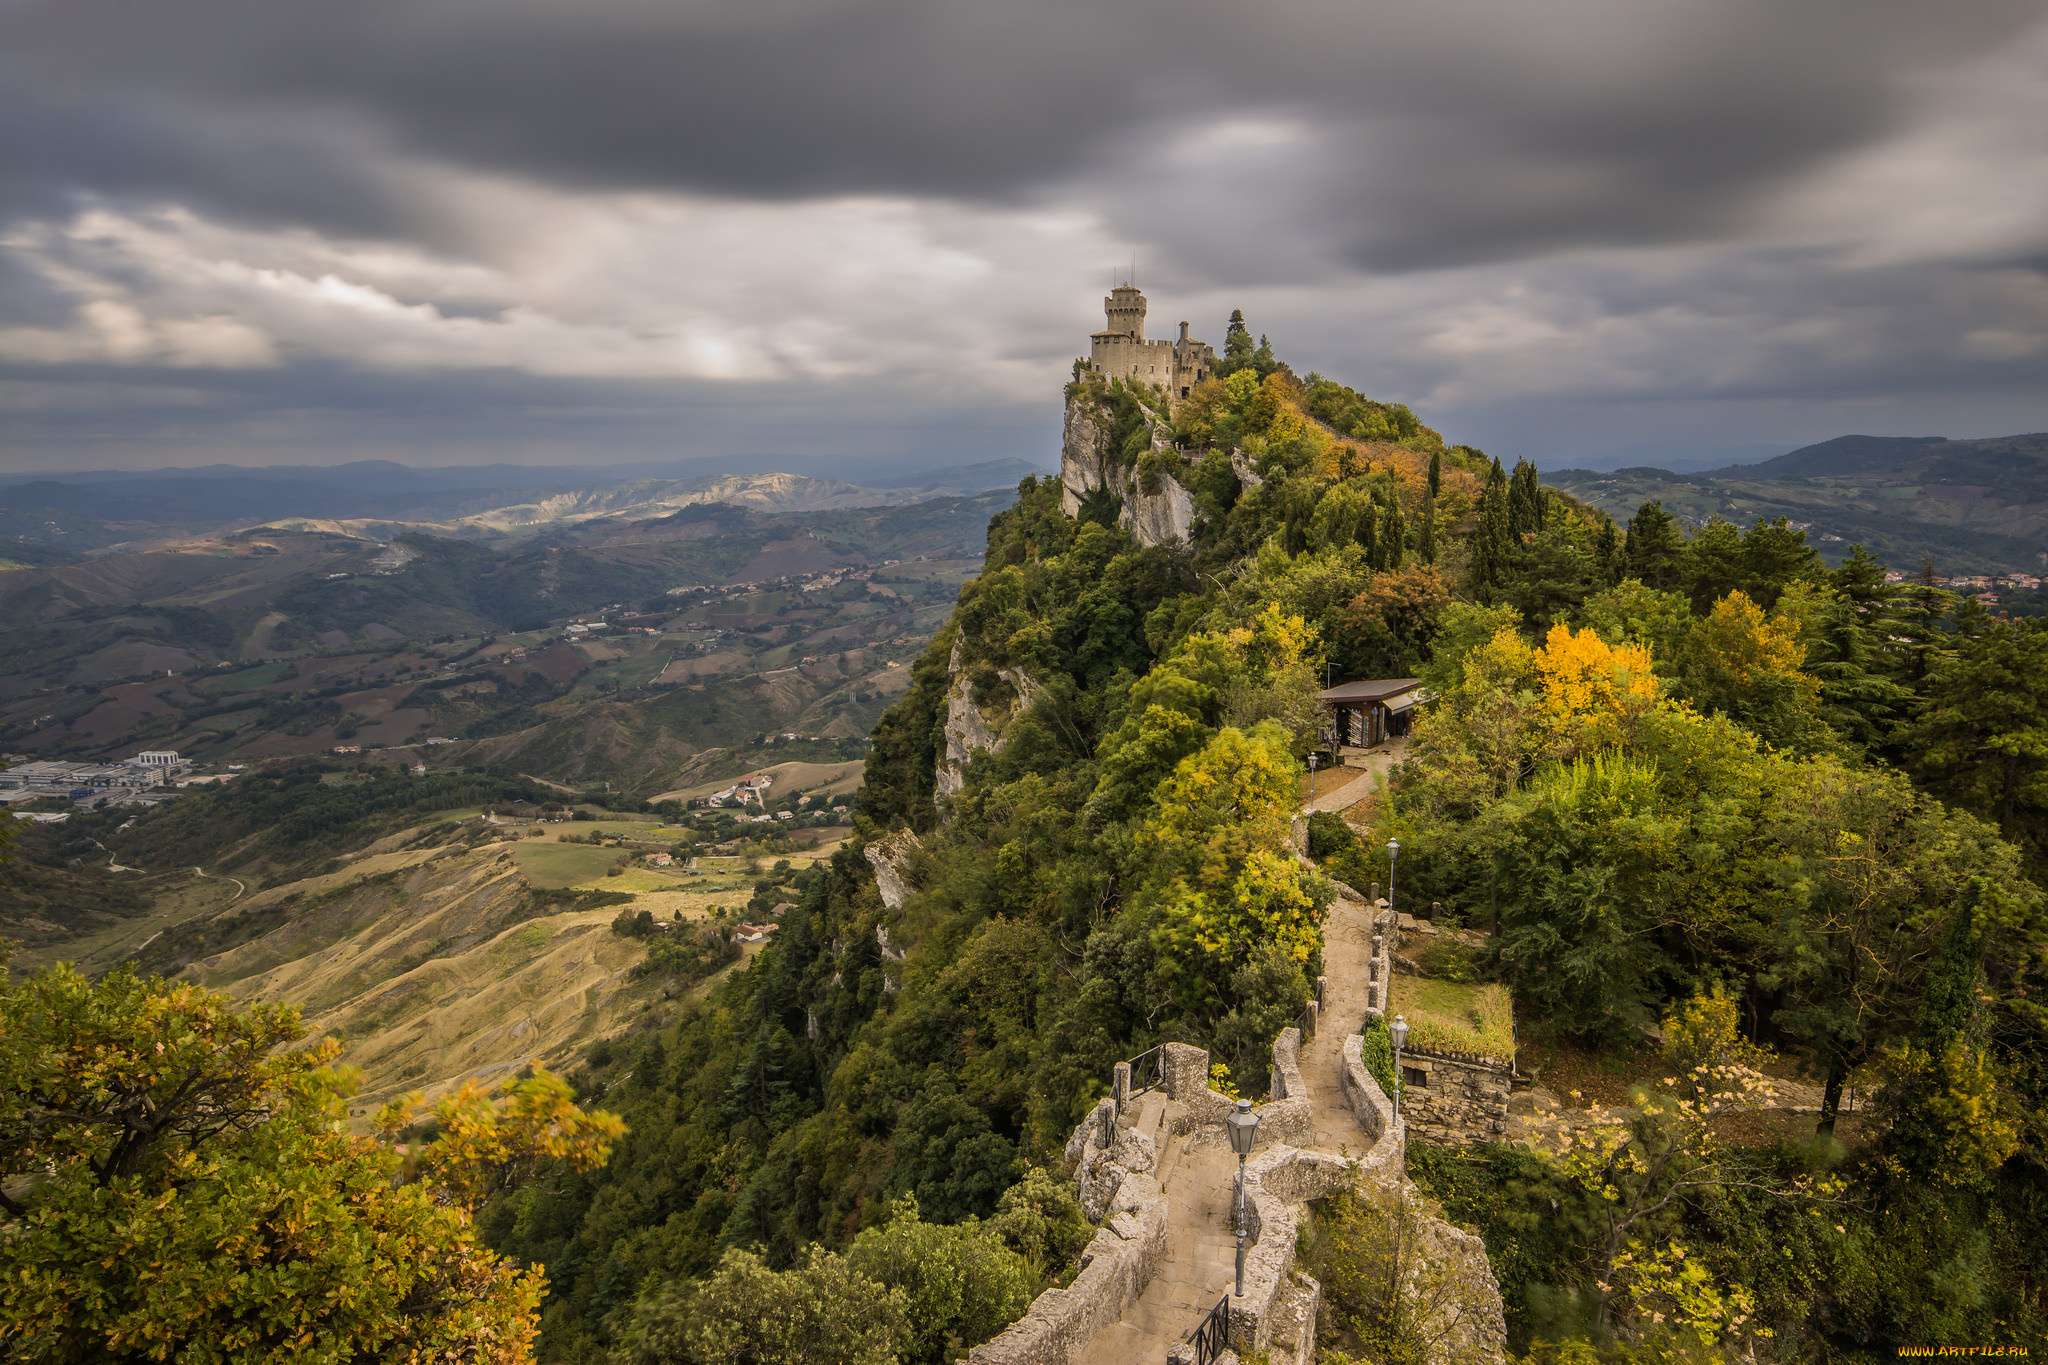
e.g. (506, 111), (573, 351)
(1317, 677), (1427, 750)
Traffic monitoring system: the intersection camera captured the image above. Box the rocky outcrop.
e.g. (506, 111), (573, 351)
(863, 827), (922, 909)
(936, 637), (1042, 799)
(1057, 390), (1197, 549)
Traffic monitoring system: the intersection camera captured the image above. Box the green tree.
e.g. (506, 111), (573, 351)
(1379, 494), (1407, 571)
(1903, 615), (2048, 869)
(1622, 501), (1687, 592)
(844, 1199), (1034, 1364)
(616, 1247), (908, 1365)
(1471, 459), (1514, 592)
(1509, 458), (1544, 536)
(0, 966), (619, 1362)
(1761, 762), (2034, 1132)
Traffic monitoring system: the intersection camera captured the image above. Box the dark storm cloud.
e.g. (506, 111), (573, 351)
(0, 78), (417, 241)
(1, 0), (2044, 475)
(4, 0), (2038, 269)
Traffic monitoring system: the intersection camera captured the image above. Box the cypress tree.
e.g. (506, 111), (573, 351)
(1417, 486), (1437, 564)
(1382, 497), (1406, 571)
(1509, 458), (1543, 535)
(1472, 459), (1512, 589)
(1427, 448), (1442, 499)
(1358, 493), (1379, 567)
(1594, 515), (1621, 585)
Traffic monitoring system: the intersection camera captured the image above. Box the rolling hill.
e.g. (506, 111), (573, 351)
(1551, 431), (2048, 573)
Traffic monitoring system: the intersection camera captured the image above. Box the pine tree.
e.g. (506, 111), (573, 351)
(1594, 515), (1621, 585)
(1622, 500), (1687, 589)
(1251, 334), (1278, 377)
(1218, 310), (1254, 376)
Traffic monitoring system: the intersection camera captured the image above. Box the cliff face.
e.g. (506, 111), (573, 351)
(935, 636), (1042, 799)
(1058, 390), (1196, 549)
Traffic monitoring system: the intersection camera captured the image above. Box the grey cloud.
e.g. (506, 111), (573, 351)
(5, 0), (2041, 270)
(0, 359), (1056, 474)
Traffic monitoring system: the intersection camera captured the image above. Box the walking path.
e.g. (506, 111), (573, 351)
(1305, 889), (1376, 1149)
(1069, 887), (1382, 1365)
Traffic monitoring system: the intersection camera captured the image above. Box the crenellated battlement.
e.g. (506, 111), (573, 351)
(1086, 284), (1215, 401)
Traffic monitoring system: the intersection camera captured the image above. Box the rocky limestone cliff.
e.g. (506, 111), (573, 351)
(935, 636), (1043, 798)
(1058, 390), (1197, 549)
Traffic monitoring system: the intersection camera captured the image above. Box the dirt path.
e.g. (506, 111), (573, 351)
(191, 866), (246, 901)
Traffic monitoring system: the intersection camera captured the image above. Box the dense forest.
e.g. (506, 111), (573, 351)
(3, 334), (2044, 1362)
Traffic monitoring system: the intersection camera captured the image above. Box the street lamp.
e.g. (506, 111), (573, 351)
(1389, 1014), (1409, 1123)
(1385, 838), (1400, 914)
(1306, 751), (1318, 812)
(1225, 1097), (1260, 1298)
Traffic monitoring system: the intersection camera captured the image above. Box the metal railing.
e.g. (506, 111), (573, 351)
(1125, 1044), (1165, 1098)
(1287, 975), (1327, 1045)
(1182, 1295), (1230, 1365)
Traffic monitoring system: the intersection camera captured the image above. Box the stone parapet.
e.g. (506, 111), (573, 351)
(1269, 1026), (1306, 1102)
(1227, 1145), (1351, 1357)
(976, 1109), (1171, 1365)
(1340, 1032), (1406, 1180)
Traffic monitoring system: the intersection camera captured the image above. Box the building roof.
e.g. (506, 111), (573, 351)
(1316, 678), (1423, 705)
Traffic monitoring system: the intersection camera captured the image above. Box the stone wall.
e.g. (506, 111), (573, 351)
(966, 1175), (1169, 1365)
(1394, 1047), (1513, 1146)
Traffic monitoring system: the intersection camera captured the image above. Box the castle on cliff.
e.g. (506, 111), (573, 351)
(1087, 284), (1215, 400)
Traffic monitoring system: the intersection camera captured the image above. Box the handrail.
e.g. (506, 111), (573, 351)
(1182, 1294), (1229, 1365)
(1124, 1044), (1165, 1098)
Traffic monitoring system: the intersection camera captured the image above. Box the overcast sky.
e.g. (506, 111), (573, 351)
(2, 0), (2045, 476)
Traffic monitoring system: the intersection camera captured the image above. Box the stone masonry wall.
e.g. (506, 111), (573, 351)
(970, 1104), (1171, 1365)
(1395, 1048), (1514, 1146)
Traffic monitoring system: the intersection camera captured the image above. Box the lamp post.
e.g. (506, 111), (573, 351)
(1389, 1014), (1409, 1123)
(1385, 838), (1400, 915)
(1306, 751), (1318, 812)
(1225, 1097), (1260, 1298)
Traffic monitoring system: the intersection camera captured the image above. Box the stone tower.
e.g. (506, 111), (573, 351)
(1103, 283), (1147, 340)
(1087, 285), (1216, 402)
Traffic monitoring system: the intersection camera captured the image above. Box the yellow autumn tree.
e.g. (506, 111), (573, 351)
(1534, 622), (1662, 752)
(1682, 590), (1827, 752)
(1141, 721), (1328, 1002)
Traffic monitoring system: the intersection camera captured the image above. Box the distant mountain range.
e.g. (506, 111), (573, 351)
(0, 459), (1047, 556)
(1552, 432), (2048, 574)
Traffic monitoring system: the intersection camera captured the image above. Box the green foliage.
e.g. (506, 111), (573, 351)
(1904, 614), (2048, 870)
(0, 966), (618, 1361)
(616, 1247), (908, 1365)
(844, 1198), (1034, 1363)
